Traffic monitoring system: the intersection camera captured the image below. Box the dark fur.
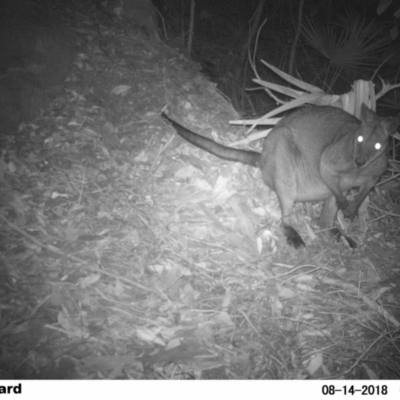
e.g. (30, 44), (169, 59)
(162, 106), (398, 248)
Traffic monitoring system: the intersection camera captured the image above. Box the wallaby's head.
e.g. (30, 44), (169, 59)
(353, 104), (398, 167)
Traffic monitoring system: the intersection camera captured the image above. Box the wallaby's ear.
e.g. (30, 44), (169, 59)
(382, 117), (399, 135)
(360, 103), (376, 123)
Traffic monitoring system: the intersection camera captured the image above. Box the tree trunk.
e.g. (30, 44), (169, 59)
(187, 0), (195, 55)
(288, 0), (304, 76)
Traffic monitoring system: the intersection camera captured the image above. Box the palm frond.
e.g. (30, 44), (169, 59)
(302, 16), (390, 77)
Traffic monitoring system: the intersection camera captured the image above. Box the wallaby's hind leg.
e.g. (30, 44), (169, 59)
(283, 224), (305, 248)
(276, 188), (305, 248)
(264, 130), (305, 248)
(320, 195), (341, 242)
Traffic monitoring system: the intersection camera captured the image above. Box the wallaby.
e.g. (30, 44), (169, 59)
(161, 105), (398, 249)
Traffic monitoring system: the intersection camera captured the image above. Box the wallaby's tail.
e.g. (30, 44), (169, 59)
(162, 113), (260, 167)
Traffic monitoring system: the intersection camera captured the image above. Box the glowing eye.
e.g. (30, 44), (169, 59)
(375, 143), (381, 150)
(357, 136), (363, 143)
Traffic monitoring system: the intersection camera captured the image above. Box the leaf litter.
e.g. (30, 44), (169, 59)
(0, 3), (400, 380)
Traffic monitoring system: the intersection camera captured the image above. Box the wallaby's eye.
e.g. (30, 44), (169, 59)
(357, 135), (363, 143)
(375, 142), (381, 150)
